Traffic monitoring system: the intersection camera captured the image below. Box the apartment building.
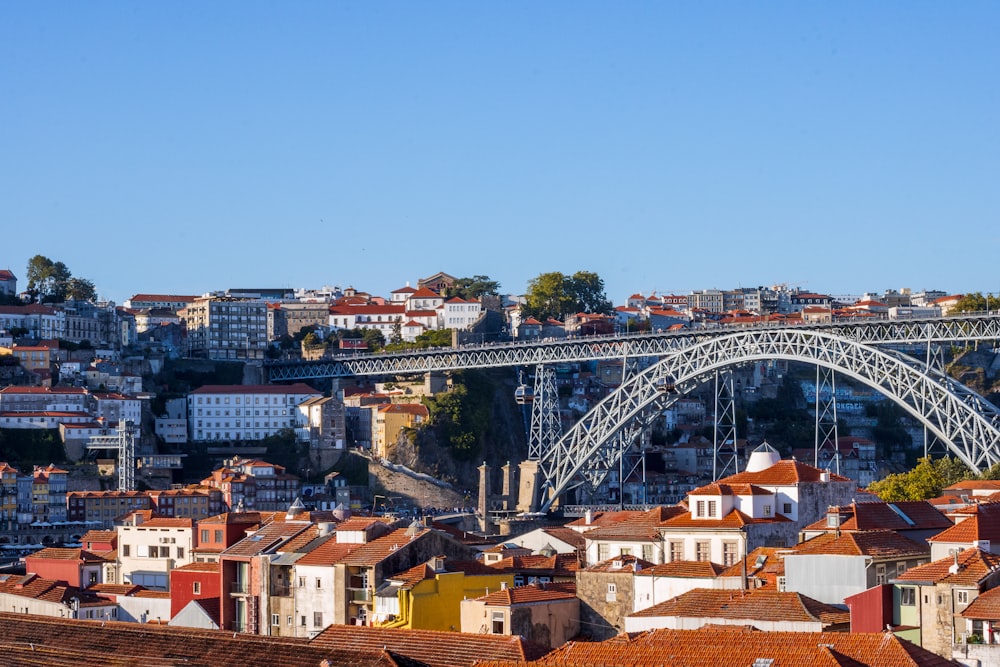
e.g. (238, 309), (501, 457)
(187, 383), (321, 442)
(179, 295), (268, 360)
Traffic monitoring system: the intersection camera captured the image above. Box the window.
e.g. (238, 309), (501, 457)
(695, 541), (711, 562)
(708, 500), (717, 517)
(722, 541), (738, 566)
(272, 614), (280, 626)
(669, 541), (684, 562)
(876, 564), (886, 585)
(607, 582), (617, 602)
(176, 546), (185, 559)
(300, 615), (306, 626)
(491, 611), (505, 634)
(696, 500), (706, 517)
(642, 544), (654, 562)
(121, 545), (130, 557)
(900, 587), (916, 606)
(298, 577), (305, 588)
(313, 612), (323, 627)
(782, 503), (792, 515)
(315, 578), (322, 589)
(763, 504), (772, 517)
(193, 582), (201, 594)
(287, 616), (293, 627)
(957, 590), (970, 604)
(597, 543), (609, 561)
(215, 530), (223, 542)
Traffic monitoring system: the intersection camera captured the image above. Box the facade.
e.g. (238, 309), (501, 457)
(187, 383), (322, 442)
(179, 295), (268, 360)
(116, 513), (196, 590)
(460, 583), (579, 649)
(575, 555), (651, 640)
(200, 457), (300, 512)
(782, 530), (930, 605)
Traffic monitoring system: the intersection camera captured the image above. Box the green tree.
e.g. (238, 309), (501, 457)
(65, 277), (97, 302)
(868, 456), (975, 501)
(953, 292), (998, 313)
(449, 275), (501, 300)
(523, 270), (612, 321)
(25, 255), (95, 303)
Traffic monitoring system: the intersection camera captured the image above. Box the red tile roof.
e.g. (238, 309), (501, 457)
(929, 502), (1000, 545)
(959, 585), (1000, 620)
(894, 547), (1000, 586)
(628, 587), (849, 626)
(477, 582), (578, 606)
(635, 560), (726, 578)
(309, 623), (549, 667)
(803, 501), (950, 533)
(475, 626), (958, 667)
(790, 530), (929, 559)
(721, 460), (851, 485)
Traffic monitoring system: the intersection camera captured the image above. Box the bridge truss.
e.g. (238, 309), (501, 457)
(536, 328), (1000, 511)
(262, 315), (1000, 510)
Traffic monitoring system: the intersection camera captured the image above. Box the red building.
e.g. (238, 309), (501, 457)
(845, 584), (894, 632)
(170, 561), (222, 619)
(23, 548), (108, 588)
(193, 512), (271, 563)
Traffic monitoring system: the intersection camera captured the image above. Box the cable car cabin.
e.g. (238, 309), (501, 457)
(656, 376), (677, 393)
(515, 385), (535, 404)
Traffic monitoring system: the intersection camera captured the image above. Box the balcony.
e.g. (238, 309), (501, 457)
(231, 581), (249, 595)
(350, 588), (371, 603)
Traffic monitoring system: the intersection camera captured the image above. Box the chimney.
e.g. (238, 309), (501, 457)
(949, 551), (961, 575)
(585, 509), (593, 525)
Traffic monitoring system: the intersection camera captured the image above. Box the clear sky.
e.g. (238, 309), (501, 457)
(3, 3), (998, 306)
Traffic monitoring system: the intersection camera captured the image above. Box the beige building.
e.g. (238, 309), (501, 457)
(116, 513), (196, 590)
(460, 582), (579, 649)
(179, 295), (268, 360)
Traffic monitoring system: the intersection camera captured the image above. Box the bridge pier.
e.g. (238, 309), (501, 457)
(517, 459), (542, 514)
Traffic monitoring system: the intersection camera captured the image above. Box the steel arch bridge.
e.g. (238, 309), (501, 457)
(265, 315), (1000, 380)
(263, 314), (1000, 508)
(537, 327), (1000, 511)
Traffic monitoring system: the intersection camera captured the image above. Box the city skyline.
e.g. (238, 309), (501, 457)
(4, 3), (998, 305)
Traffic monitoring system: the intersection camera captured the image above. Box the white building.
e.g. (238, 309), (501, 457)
(187, 383), (322, 442)
(116, 514), (195, 590)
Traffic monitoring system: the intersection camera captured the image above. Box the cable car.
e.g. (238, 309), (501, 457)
(656, 375), (677, 393)
(515, 383), (535, 405)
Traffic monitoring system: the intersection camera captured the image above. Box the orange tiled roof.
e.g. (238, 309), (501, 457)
(928, 502), (1000, 545)
(295, 535), (362, 566)
(339, 528), (430, 566)
(628, 587), (849, 626)
(584, 554), (654, 573)
(475, 626), (958, 667)
(959, 585), (1000, 620)
(635, 560), (726, 579)
(895, 547), (1000, 586)
(790, 530), (929, 559)
(802, 501), (950, 533)
(720, 459), (851, 485)
(309, 623), (549, 667)
(581, 505), (687, 541)
(477, 582), (578, 606)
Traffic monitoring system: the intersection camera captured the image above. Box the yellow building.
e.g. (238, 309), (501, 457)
(0, 462), (19, 530)
(374, 555), (514, 631)
(373, 403), (429, 459)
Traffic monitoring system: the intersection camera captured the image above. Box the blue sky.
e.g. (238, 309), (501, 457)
(3, 2), (998, 305)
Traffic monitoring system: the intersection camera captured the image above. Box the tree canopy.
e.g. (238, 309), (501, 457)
(25, 255), (97, 303)
(953, 292), (1000, 313)
(448, 275), (500, 300)
(523, 270), (613, 321)
(867, 456), (975, 501)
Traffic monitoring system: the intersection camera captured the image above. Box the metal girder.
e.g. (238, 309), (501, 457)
(528, 365), (562, 461)
(713, 370), (738, 480)
(814, 366), (839, 468)
(537, 329), (1000, 512)
(86, 420), (136, 492)
(264, 315), (1000, 381)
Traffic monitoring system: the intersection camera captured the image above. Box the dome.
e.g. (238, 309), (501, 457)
(745, 441), (781, 473)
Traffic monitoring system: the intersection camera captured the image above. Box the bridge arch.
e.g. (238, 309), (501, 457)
(539, 328), (1000, 511)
